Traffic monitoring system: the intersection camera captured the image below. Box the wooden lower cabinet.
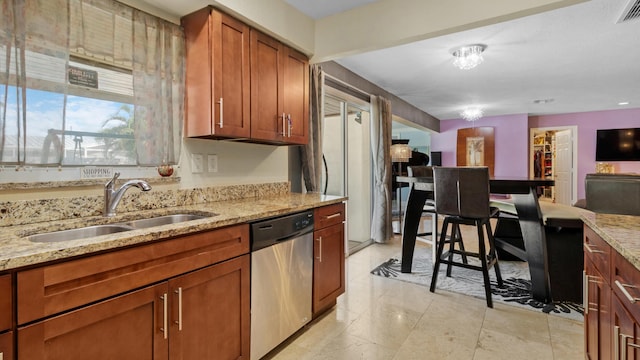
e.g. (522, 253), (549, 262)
(0, 275), (11, 333)
(169, 255), (250, 360)
(18, 283), (168, 360)
(584, 223), (640, 360)
(312, 204), (346, 316)
(585, 257), (611, 360)
(613, 295), (640, 359)
(16, 254), (250, 360)
(0, 331), (13, 360)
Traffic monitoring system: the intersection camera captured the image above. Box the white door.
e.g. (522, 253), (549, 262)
(554, 129), (572, 205)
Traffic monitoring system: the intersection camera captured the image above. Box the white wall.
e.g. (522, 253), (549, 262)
(179, 138), (289, 188)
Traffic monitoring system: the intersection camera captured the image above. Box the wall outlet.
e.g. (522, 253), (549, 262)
(191, 154), (204, 173)
(208, 154), (218, 173)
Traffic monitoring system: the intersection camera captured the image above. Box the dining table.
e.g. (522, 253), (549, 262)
(396, 175), (555, 303)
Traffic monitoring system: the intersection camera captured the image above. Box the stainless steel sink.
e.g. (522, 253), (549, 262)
(27, 213), (214, 243)
(28, 224), (134, 243)
(123, 214), (209, 229)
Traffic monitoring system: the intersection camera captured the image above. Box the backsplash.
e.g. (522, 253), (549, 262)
(0, 182), (290, 227)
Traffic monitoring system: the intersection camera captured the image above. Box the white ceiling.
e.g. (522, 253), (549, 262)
(328, 0), (640, 120)
(140, 0), (640, 121)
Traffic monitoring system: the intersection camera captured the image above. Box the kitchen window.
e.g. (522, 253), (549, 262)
(0, 0), (184, 168)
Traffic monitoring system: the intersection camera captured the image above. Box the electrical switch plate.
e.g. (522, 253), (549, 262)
(207, 154), (218, 173)
(191, 154), (204, 173)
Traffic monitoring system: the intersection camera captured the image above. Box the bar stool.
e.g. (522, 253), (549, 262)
(429, 166), (503, 308)
(407, 166), (438, 263)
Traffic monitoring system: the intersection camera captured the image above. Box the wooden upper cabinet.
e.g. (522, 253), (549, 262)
(250, 29), (284, 143)
(250, 29), (309, 145)
(283, 46), (309, 145)
(182, 7), (250, 139)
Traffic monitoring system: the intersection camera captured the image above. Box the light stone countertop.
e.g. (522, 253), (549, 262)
(581, 211), (640, 271)
(0, 192), (346, 271)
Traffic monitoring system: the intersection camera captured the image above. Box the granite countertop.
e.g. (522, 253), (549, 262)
(0, 193), (345, 272)
(581, 211), (640, 271)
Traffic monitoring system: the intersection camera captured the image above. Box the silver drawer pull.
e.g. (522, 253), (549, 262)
(160, 293), (168, 339)
(622, 334), (640, 359)
(615, 280), (640, 303)
(584, 243), (604, 254)
(316, 236), (323, 262)
(175, 287), (183, 331)
(325, 213), (341, 220)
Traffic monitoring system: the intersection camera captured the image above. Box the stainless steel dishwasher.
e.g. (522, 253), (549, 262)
(250, 210), (314, 360)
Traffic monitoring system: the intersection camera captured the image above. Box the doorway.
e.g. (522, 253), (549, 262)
(322, 87), (372, 254)
(530, 127), (578, 205)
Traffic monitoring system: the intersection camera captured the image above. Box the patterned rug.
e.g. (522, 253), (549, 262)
(371, 247), (583, 321)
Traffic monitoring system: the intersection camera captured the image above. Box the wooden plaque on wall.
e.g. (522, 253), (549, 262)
(456, 127), (495, 177)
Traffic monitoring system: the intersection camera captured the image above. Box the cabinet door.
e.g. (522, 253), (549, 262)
(212, 11), (250, 138)
(613, 295), (640, 360)
(0, 331), (13, 360)
(0, 275), (11, 332)
(183, 8), (250, 138)
(250, 29), (284, 143)
(282, 46), (309, 145)
(313, 222), (345, 316)
(169, 255), (250, 360)
(18, 283), (169, 360)
(585, 259), (611, 360)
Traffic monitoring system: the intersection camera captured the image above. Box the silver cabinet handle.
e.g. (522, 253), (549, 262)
(325, 213), (341, 220)
(217, 98), (224, 128)
(175, 287), (183, 331)
(584, 243), (604, 254)
(316, 236), (323, 262)
(160, 293), (168, 339)
(583, 270), (588, 314)
(615, 280), (640, 303)
(620, 333), (640, 359)
(282, 113), (286, 136)
(287, 114), (291, 137)
(615, 325), (620, 360)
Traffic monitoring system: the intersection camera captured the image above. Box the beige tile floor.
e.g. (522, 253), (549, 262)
(267, 236), (584, 360)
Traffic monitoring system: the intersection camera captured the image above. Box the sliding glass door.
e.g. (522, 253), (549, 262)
(322, 90), (372, 254)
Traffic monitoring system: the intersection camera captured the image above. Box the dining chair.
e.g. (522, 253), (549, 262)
(406, 166), (438, 263)
(429, 166), (503, 308)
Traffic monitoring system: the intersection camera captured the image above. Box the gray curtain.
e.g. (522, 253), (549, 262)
(300, 64), (323, 192)
(370, 95), (392, 243)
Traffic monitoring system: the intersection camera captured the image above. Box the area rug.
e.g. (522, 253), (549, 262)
(371, 247), (583, 321)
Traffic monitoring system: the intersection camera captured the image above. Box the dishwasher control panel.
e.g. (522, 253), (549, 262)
(250, 210), (314, 251)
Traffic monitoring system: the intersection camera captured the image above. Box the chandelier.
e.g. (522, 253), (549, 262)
(451, 44), (486, 70)
(460, 108), (484, 121)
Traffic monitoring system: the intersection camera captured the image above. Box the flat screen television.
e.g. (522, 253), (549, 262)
(596, 128), (640, 161)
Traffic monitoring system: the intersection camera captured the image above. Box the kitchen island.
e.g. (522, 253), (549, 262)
(581, 211), (640, 359)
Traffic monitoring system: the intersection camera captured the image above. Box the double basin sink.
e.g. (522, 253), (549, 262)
(28, 213), (213, 243)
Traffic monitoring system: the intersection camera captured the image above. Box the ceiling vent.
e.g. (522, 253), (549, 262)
(617, 0), (640, 23)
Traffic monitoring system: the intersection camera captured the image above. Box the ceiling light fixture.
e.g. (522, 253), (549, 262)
(618, 101), (630, 106)
(451, 44), (487, 70)
(460, 108), (484, 121)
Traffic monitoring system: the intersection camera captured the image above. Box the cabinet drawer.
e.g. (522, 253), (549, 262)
(584, 225), (611, 282)
(0, 331), (13, 360)
(17, 224), (249, 325)
(612, 250), (640, 322)
(314, 203), (345, 230)
(0, 275), (11, 332)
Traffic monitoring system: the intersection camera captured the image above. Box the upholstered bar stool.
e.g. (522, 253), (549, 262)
(407, 166), (439, 263)
(429, 166), (503, 308)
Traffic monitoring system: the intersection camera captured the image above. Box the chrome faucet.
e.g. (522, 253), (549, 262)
(103, 172), (152, 217)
